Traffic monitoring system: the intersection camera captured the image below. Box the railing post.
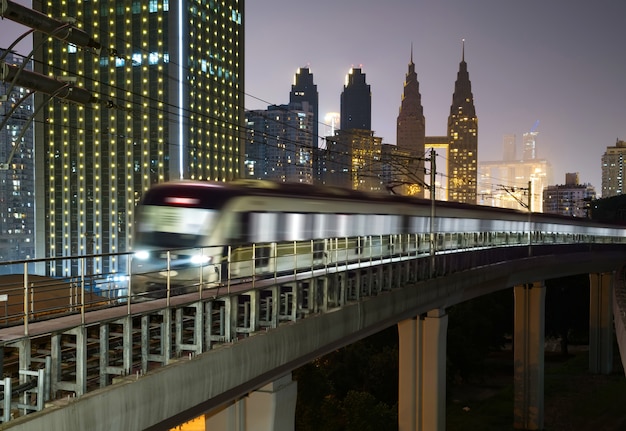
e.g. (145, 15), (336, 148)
(166, 250), (171, 308)
(80, 258), (85, 324)
(198, 247), (204, 300)
(126, 255), (132, 315)
(1, 376), (11, 423)
(23, 263), (28, 336)
(293, 241), (298, 277)
(252, 244), (256, 290)
(227, 245), (232, 294)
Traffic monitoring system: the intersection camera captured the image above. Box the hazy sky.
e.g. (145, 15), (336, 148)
(245, 0), (626, 195)
(2, 1), (624, 195)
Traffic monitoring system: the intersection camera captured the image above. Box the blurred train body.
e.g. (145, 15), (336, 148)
(130, 180), (626, 298)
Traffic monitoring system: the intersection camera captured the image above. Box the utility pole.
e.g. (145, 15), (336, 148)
(429, 147), (436, 277)
(0, 0), (102, 170)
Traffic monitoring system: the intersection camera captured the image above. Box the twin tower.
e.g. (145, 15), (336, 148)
(289, 44), (478, 204)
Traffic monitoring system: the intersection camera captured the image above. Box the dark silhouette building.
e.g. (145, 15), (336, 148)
(289, 68), (323, 184)
(340, 68), (371, 131)
(447, 41), (478, 204)
(395, 48), (426, 197)
(289, 67), (319, 147)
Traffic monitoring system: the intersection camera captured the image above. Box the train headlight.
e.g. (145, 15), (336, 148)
(191, 254), (212, 265)
(134, 250), (150, 260)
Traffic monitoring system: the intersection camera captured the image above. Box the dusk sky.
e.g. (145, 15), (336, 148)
(2, 1), (625, 196)
(245, 0), (626, 196)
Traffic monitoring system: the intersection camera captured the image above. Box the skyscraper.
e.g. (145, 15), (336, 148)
(289, 68), (323, 184)
(0, 51), (35, 268)
(601, 139), (626, 198)
(395, 48), (426, 197)
(503, 134), (516, 162)
(245, 102), (315, 184)
(522, 122), (539, 161)
(340, 68), (371, 131)
(447, 41), (478, 204)
(289, 68), (318, 147)
(33, 1), (244, 276)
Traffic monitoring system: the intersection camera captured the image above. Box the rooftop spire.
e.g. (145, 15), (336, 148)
(462, 38), (465, 62)
(411, 42), (413, 64)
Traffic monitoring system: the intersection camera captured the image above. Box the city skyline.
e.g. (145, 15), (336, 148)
(2, 1), (625, 195)
(244, 0), (626, 196)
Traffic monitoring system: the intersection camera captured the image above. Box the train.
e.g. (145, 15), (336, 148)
(129, 179), (626, 298)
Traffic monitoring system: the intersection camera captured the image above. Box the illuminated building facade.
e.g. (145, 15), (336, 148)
(33, 0), (244, 276)
(395, 49), (426, 197)
(478, 159), (552, 212)
(522, 130), (538, 160)
(543, 173), (595, 217)
(479, 132), (553, 211)
(348, 129), (383, 192)
(447, 42), (478, 204)
(0, 51), (35, 267)
(601, 139), (626, 198)
(245, 102), (314, 184)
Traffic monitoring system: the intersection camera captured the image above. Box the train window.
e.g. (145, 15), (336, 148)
(134, 205), (216, 247)
(224, 212), (250, 244)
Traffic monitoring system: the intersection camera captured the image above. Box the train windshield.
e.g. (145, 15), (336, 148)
(135, 204), (218, 248)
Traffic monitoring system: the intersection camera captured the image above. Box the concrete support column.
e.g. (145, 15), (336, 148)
(398, 308), (448, 431)
(589, 272), (613, 374)
(513, 282), (545, 430)
(205, 373), (297, 431)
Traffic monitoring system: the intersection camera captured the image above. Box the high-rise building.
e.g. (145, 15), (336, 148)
(340, 68), (371, 131)
(601, 139), (626, 198)
(33, 1), (244, 276)
(447, 41), (478, 204)
(245, 102), (315, 184)
(522, 123), (539, 161)
(543, 173), (595, 217)
(289, 68), (318, 147)
(478, 159), (552, 211)
(348, 129), (383, 192)
(0, 51), (35, 268)
(288, 68), (323, 185)
(395, 48), (426, 197)
(503, 134), (516, 162)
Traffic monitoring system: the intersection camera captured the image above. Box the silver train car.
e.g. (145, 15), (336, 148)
(130, 179), (626, 297)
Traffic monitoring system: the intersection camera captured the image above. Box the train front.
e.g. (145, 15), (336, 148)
(130, 182), (225, 299)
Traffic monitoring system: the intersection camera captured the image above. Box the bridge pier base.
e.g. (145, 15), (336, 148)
(398, 308), (448, 431)
(589, 272), (614, 374)
(205, 373), (297, 431)
(513, 282), (545, 430)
